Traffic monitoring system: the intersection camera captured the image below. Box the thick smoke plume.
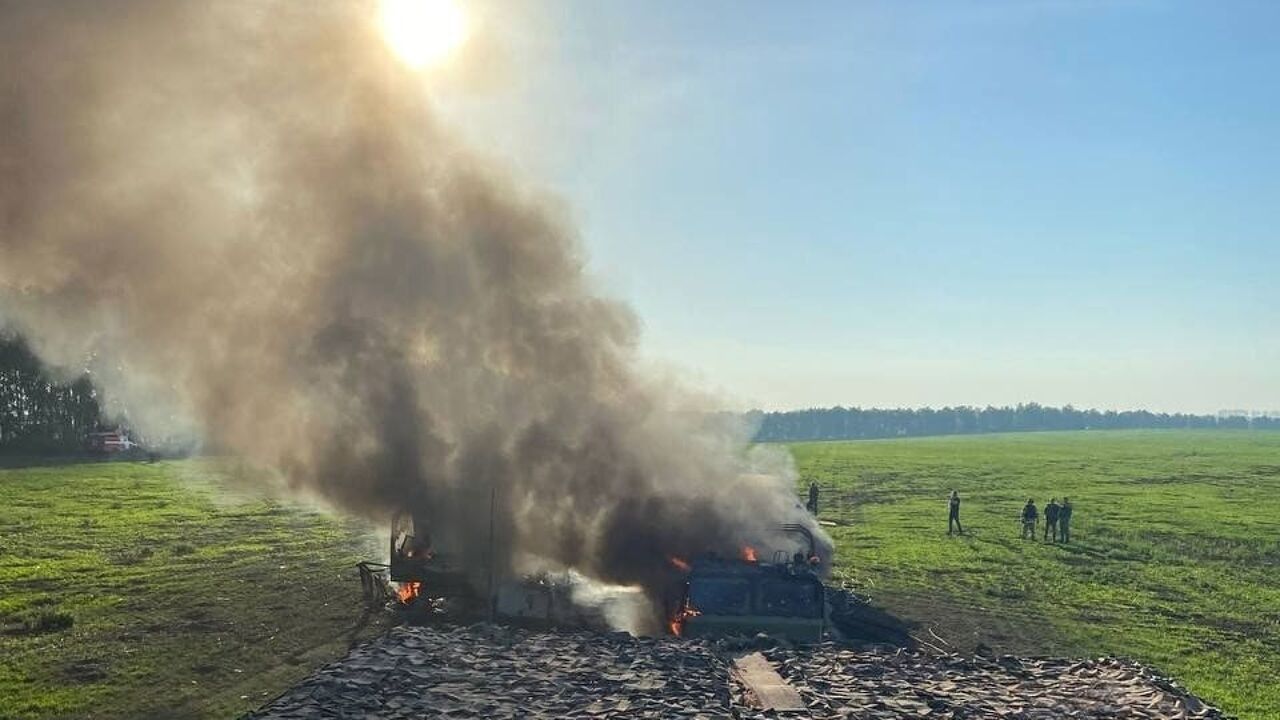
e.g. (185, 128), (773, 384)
(0, 0), (829, 609)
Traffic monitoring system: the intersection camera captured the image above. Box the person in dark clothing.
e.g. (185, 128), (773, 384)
(1059, 497), (1073, 542)
(1043, 498), (1061, 542)
(1020, 499), (1038, 540)
(806, 482), (819, 515)
(948, 490), (963, 535)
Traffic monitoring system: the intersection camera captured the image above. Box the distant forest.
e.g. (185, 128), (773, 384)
(0, 336), (103, 453)
(749, 404), (1280, 442)
(3, 333), (1277, 453)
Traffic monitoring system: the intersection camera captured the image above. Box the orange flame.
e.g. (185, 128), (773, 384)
(668, 556), (691, 573)
(741, 545), (758, 563)
(668, 601), (702, 636)
(396, 581), (422, 604)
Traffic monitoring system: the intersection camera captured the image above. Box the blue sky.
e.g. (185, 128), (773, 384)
(435, 1), (1279, 412)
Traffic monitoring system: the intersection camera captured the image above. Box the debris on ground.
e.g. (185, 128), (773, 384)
(766, 644), (1226, 719)
(248, 624), (731, 720)
(824, 586), (914, 647)
(247, 625), (1225, 719)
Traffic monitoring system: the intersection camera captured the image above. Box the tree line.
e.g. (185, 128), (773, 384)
(3, 332), (1276, 453)
(749, 403), (1280, 443)
(0, 335), (103, 453)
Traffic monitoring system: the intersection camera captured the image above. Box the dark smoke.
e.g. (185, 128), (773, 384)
(0, 0), (829, 608)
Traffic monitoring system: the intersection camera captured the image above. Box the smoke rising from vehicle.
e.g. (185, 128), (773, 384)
(0, 0), (829, 614)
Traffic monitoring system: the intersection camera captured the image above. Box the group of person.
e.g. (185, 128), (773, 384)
(945, 490), (1074, 543)
(1020, 497), (1073, 542)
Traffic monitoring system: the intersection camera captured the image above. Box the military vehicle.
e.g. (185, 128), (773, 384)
(358, 511), (475, 610)
(668, 524), (827, 642)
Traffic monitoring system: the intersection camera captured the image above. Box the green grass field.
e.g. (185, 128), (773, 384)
(794, 430), (1280, 720)
(2, 431), (1278, 719)
(0, 460), (390, 720)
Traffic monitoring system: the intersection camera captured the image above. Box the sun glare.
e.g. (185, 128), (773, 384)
(379, 0), (468, 70)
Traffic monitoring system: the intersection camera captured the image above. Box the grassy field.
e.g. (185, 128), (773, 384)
(793, 430), (1280, 720)
(0, 460), (390, 720)
(2, 431), (1278, 719)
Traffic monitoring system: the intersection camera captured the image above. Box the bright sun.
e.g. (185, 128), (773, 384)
(379, 0), (468, 69)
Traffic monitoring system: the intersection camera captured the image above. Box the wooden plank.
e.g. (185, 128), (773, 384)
(733, 652), (807, 712)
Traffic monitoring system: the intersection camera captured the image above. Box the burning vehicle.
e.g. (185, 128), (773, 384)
(358, 511), (476, 613)
(666, 524), (828, 642)
(386, 511), (476, 605)
(363, 510), (833, 642)
(361, 510), (635, 631)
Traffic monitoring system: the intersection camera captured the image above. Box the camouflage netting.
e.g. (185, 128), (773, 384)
(248, 625), (1224, 719)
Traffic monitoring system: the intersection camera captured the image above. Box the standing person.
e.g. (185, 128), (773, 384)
(1059, 497), (1073, 543)
(948, 490), (963, 535)
(1043, 498), (1061, 542)
(806, 481), (819, 515)
(1020, 499), (1038, 540)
